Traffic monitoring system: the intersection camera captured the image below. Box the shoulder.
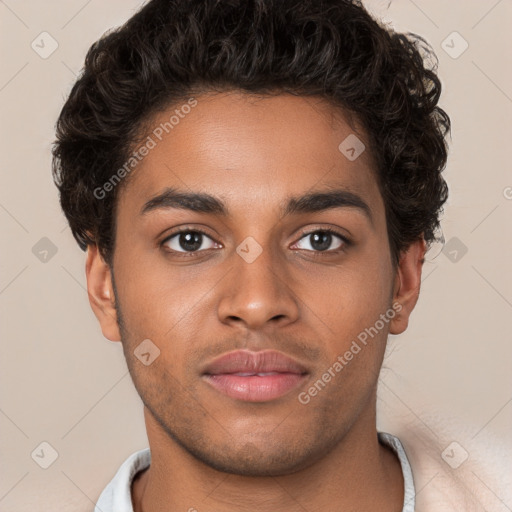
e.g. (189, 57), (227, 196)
(95, 448), (151, 512)
(379, 406), (510, 511)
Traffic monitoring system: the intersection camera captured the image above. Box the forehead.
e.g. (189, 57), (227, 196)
(117, 92), (383, 217)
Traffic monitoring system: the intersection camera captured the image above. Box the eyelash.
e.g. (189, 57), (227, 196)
(160, 226), (351, 257)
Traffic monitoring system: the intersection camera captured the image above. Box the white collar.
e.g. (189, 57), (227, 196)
(94, 431), (415, 512)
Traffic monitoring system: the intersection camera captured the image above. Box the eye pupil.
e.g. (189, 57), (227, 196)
(310, 231), (332, 251)
(179, 232), (202, 251)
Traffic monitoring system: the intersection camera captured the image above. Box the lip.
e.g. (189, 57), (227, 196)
(202, 349), (308, 402)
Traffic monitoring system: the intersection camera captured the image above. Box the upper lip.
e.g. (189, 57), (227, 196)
(202, 350), (308, 375)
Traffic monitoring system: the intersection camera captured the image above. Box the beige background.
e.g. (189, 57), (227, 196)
(1, 1), (511, 511)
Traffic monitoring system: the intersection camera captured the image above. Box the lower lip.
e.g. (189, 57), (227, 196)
(203, 373), (307, 402)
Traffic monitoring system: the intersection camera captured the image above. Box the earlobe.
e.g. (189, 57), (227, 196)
(85, 244), (122, 342)
(389, 238), (426, 335)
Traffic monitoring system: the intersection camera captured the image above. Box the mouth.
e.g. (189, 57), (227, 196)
(201, 349), (309, 402)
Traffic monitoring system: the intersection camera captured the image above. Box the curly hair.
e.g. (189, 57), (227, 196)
(52, 0), (450, 267)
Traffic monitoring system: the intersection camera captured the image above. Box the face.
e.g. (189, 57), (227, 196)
(87, 92), (422, 476)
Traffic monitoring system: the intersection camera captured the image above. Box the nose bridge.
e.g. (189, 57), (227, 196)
(217, 237), (299, 329)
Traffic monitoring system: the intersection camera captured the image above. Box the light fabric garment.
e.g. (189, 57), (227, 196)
(376, 393), (511, 512)
(94, 431), (415, 512)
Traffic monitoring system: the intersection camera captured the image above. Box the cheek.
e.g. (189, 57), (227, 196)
(113, 249), (223, 360)
(299, 251), (392, 336)
(295, 247), (394, 392)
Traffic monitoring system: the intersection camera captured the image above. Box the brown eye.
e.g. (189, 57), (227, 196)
(294, 230), (347, 252)
(162, 230), (219, 253)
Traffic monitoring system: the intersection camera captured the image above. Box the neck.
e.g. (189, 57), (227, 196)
(132, 397), (404, 512)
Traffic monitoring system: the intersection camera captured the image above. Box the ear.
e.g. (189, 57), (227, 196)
(85, 244), (121, 342)
(389, 238), (426, 335)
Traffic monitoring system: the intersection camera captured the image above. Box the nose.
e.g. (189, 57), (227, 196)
(216, 241), (300, 331)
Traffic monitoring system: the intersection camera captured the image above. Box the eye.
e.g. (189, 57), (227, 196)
(162, 230), (220, 253)
(293, 229), (348, 252)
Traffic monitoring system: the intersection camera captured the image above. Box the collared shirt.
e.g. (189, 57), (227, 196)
(94, 431), (415, 512)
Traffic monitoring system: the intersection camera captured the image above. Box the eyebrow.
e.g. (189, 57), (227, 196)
(140, 187), (372, 223)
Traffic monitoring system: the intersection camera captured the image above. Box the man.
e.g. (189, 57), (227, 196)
(52, 1), (487, 510)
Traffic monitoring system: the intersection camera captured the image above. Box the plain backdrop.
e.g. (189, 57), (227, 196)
(1, 1), (511, 511)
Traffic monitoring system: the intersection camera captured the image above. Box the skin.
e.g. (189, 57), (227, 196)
(86, 92), (425, 512)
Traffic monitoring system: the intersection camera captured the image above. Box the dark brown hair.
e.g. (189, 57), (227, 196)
(52, 0), (450, 267)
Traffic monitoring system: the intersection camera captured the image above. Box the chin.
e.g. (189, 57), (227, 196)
(183, 437), (323, 477)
